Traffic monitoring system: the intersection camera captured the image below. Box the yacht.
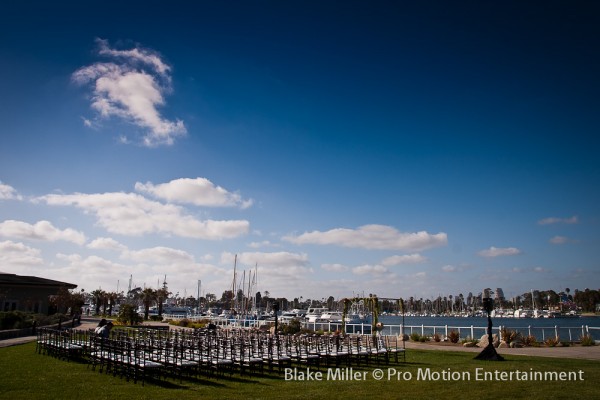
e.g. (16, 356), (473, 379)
(317, 311), (344, 323)
(305, 307), (329, 323)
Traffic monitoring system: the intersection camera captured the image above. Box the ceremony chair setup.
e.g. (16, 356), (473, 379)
(36, 326), (405, 385)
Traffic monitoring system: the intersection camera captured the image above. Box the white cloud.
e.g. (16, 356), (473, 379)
(441, 264), (456, 272)
(549, 236), (575, 245)
(54, 251), (225, 293)
(538, 215), (578, 225)
(216, 251), (314, 292)
(352, 264), (389, 275)
(0, 240), (43, 266)
(381, 253), (427, 266)
(0, 220), (86, 245)
(247, 241), (279, 249)
(283, 224), (447, 251)
(321, 263), (349, 272)
(135, 177), (253, 209)
(96, 38), (171, 77)
(72, 38), (186, 147)
(123, 246), (195, 264)
(87, 237), (127, 252)
(0, 182), (22, 200)
(533, 266), (547, 273)
(37, 192), (249, 240)
(221, 251), (309, 269)
(478, 246), (521, 258)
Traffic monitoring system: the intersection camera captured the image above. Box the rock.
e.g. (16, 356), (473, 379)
(463, 341), (477, 347)
(399, 334), (409, 341)
(478, 334), (500, 348)
(498, 341), (509, 348)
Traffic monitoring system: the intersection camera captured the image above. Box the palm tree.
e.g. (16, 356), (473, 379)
(106, 291), (119, 316)
(140, 288), (157, 320)
(90, 289), (105, 315)
(156, 287), (171, 316)
(100, 291), (109, 315)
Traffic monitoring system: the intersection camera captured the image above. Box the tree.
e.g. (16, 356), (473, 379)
(220, 290), (234, 308)
(326, 296), (335, 310)
(70, 290), (86, 315)
(47, 287), (87, 316)
(90, 289), (106, 315)
(139, 288), (157, 320)
(254, 292), (262, 309)
(106, 291), (119, 316)
(117, 303), (143, 326)
(156, 287), (171, 316)
(100, 291), (109, 315)
(205, 293), (216, 307)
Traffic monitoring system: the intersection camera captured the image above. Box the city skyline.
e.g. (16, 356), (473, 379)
(1, 1), (599, 301)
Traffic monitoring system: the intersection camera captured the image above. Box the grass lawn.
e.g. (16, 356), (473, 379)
(0, 342), (597, 400)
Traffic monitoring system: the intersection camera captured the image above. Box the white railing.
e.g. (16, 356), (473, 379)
(158, 315), (599, 342)
(369, 323), (598, 342)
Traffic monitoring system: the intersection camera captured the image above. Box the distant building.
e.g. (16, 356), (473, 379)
(0, 272), (77, 314)
(495, 288), (505, 302)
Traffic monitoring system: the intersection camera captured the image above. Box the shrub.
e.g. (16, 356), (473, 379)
(544, 336), (560, 347)
(149, 315), (163, 322)
(116, 304), (143, 326)
(580, 335), (596, 346)
(410, 332), (422, 342)
(433, 333), (442, 342)
(447, 330), (460, 343)
(0, 311), (32, 330)
(178, 318), (190, 327)
(500, 328), (521, 344)
(0, 311), (66, 330)
(521, 335), (538, 347)
(280, 318), (302, 334)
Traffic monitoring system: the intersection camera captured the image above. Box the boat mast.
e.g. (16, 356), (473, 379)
(231, 255), (237, 312)
(197, 279), (201, 313)
(246, 269), (252, 314)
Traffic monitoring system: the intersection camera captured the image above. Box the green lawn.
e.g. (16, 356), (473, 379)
(0, 343), (597, 400)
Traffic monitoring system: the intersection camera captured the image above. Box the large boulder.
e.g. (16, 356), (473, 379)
(477, 333), (500, 348)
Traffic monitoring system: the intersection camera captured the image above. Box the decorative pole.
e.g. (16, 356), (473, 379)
(474, 289), (504, 361)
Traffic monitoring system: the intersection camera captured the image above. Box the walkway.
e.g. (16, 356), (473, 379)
(403, 340), (600, 361)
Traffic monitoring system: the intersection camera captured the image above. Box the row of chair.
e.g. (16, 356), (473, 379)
(36, 327), (405, 385)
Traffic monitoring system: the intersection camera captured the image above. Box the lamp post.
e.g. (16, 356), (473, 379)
(272, 302), (280, 337)
(474, 290), (504, 361)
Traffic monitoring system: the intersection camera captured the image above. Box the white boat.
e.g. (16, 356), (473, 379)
(305, 307), (329, 323)
(317, 311), (344, 323)
(345, 312), (371, 324)
(163, 305), (192, 316)
(279, 312), (300, 323)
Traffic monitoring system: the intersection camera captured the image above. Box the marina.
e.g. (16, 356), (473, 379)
(158, 311), (600, 343)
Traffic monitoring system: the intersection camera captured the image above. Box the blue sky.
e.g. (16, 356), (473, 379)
(1, 1), (599, 302)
